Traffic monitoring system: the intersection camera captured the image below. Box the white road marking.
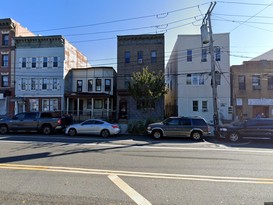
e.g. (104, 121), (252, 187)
(108, 174), (152, 205)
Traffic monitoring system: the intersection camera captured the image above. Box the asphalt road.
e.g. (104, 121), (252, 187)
(0, 133), (273, 205)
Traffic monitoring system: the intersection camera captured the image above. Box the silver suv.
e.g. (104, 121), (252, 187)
(147, 116), (210, 140)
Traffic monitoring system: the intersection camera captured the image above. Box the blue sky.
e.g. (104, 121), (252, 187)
(1, 0), (273, 69)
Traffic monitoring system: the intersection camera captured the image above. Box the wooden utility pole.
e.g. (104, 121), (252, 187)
(201, 2), (219, 132)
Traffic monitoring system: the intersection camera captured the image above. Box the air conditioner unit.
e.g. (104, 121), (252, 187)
(202, 108), (208, 112)
(138, 59), (143, 64)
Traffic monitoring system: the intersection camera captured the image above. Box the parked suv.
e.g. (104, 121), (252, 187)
(147, 116), (210, 140)
(218, 118), (273, 142)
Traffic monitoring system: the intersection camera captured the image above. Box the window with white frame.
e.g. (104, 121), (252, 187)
(187, 49), (192, 62)
(252, 75), (261, 90)
(96, 79), (101, 91)
(42, 78), (49, 90)
(52, 78), (58, 90)
(202, 101), (208, 112)
(42, 99), (58, 111)
(43, 57), (48, 67)
(151, 50), (157, 63)
(215, 47), (221, 61)
(31, 78), (37, 90)
(77, 80), (82, 92)
(105, 79), (111, 92)
(193, 100), (198, 111)
(21, 78), (27, 90)
(29, 99), (39, 111)
(32, 57), (36, 68)
(2, 34), (9, 46)
(22, 57), (26, 68)
(201, 48), (207, 62)
(1, 75), (8, 87)
(186, 74), (204, 85)
(1, 54), (8, 67)
(53, 57), (58, 67)
(88, 79), (93, 92)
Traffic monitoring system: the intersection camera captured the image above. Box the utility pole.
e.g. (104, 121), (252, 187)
(201, 2), (219, 133)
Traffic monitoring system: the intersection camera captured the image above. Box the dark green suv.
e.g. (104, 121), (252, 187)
(147, 116), (210, 140)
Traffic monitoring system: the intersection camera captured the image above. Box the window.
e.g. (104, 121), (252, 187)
(53, 57), (58, 67)
(1, 54), (8, 67)
(96, 79), (101, 91)
(31, 78), (36, 90)
(29, 99), (39, 111)
(52, 78), (58, 90)
(94, 99), (103, 109)
(105, 79), (111, 92)
(22, 57), (26, 68)
(43, 57), (48, 67)
(268, 76), (273, 90)
(215, 47), (221, 61)
(87, 99), (92, 109)
(186, 74), (204, 85)
(151, 50), (157, 63)
(193, 100), (198, 111)
(77, 80), (83, 92)
(238, 75), (246, 90)
(187, 50), (192, 62)
(51, 99), (58, 111)
(252, 75), (261, 90)
(88, 79), (93, 92)
(137, 51), (143, 64)
(32, 57), (36, 68)
(181, 118), (191, 126)
(201, 48), (207, 62)
(2, 34), (9, 46)
(42, 99), (50, 111)
(124, 75), (130, 89)
(42, 78), (49, 90)
(21, 79), (27, 90)
(1, 75), (8, 87)
(202, 101), (208, 112)
(125, 51), (130, 63)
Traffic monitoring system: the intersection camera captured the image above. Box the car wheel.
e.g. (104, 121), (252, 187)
(152, 130), (162, 139)
(0, 125), (8, 134)
(100, 129), (110, 137)
(191, 131), (202, 141)
(229, 132), (239, 142)
(68, 128), (77, 136)
(42, 125), (52, 135)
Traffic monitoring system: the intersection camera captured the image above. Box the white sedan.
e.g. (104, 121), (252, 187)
(65, 119), (120, 137)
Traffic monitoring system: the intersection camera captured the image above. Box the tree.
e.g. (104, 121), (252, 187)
(129, 67), (167, 111)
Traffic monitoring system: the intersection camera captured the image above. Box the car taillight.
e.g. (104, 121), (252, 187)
(112, 125), (119, 129)
(57, 119), (61, 125)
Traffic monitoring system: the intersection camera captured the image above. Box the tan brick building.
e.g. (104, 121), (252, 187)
(231, 60), (273, 120)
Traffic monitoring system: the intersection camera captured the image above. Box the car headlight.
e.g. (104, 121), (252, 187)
(219, 128), (227, 132)
(147, 126), (151, 130)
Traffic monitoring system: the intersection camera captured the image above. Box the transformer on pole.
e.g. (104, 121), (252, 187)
(200, 2), (219, 134)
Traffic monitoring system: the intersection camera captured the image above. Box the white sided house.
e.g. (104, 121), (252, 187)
(165, 33), (231, 124)
(14, 35), (88, 114)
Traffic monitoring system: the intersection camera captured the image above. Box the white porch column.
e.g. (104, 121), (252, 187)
(107, 98), (110, 118)
(91, 98), (94, 118)
(77, 97), (80, 116)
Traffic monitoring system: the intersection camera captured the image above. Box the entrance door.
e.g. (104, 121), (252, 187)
(119, 101), (127, 119)
(252, 106), (269, 118)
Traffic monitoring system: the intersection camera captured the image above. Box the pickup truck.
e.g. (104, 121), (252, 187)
(0, 112), (73, 135)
